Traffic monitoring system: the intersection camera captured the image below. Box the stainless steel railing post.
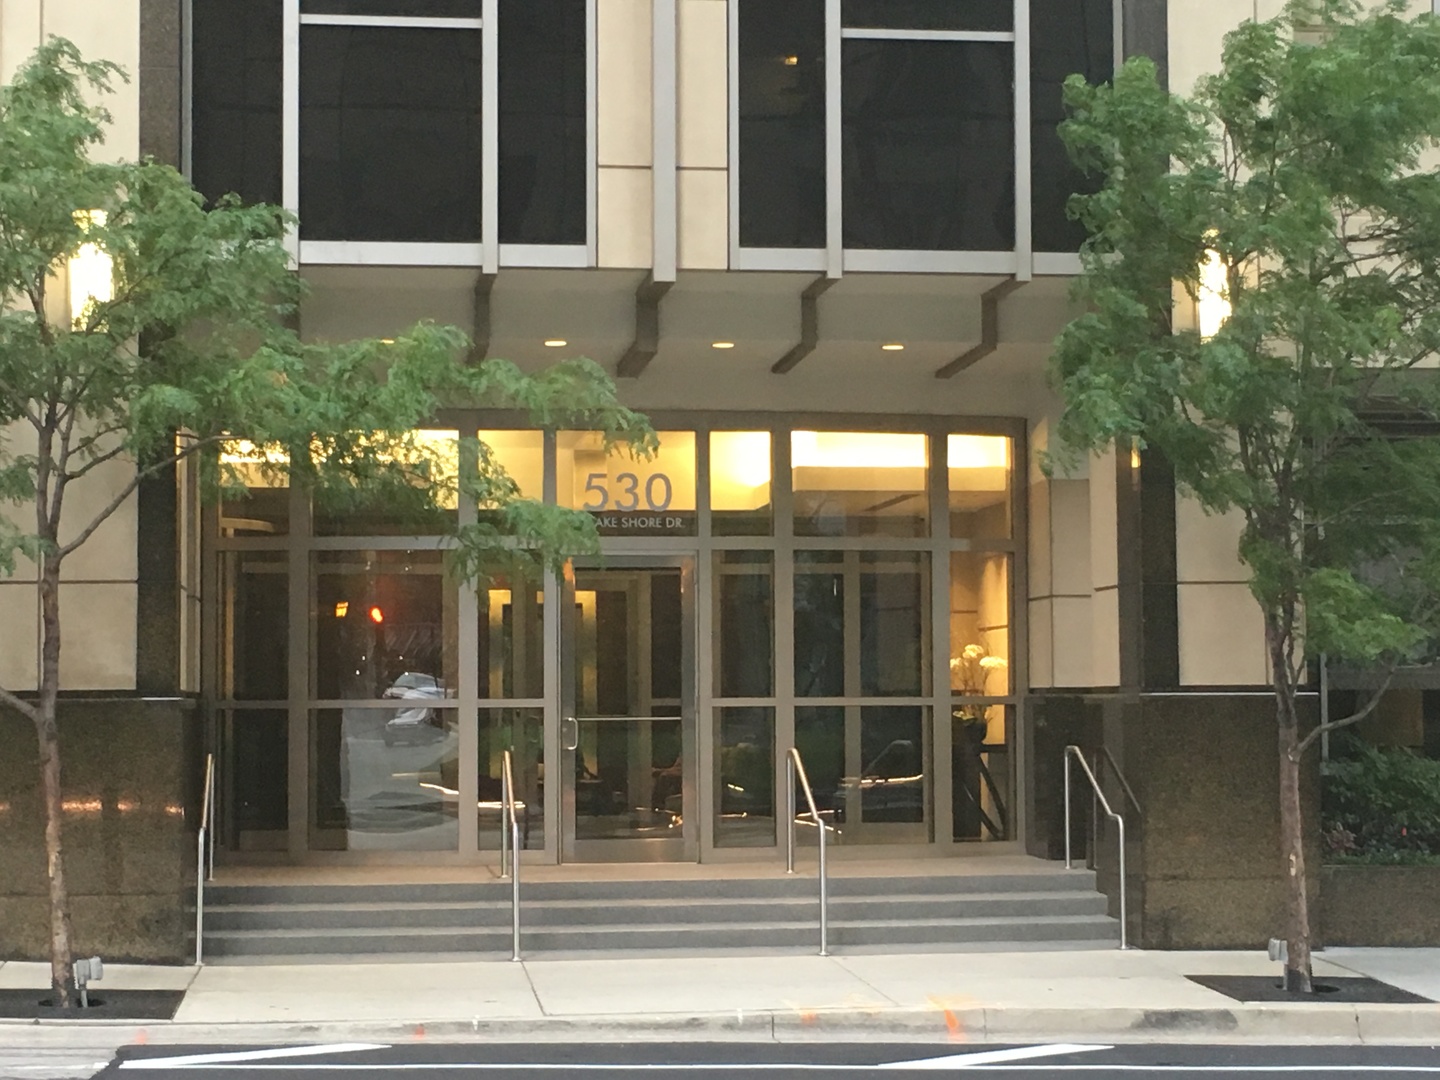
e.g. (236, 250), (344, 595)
(1062, 745), (1132, 951)
(195, 752), (215, 966)
(786, 748), (828, 956)
(501, 750), (521, 962)
(785, 756), (796, 875)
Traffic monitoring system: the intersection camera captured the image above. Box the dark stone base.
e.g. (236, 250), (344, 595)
(0, 988), (185, 1020)
(1187, 973), (1432, 1004)
(1321, 865), (1440, 946)
(0, 698), (199, 964)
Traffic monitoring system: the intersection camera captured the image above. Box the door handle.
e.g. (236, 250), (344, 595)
(563, 716), (579, 752)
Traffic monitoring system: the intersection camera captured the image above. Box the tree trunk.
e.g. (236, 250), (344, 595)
(1269, 622), (1313, 994)
(37, 554), (74, 1005)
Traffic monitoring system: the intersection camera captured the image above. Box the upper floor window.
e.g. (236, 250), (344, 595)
(736, 0), (1112, 259)
(192, 0), (588, 254)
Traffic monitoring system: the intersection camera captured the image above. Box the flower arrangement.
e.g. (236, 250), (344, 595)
(950, 641), (1006, 728)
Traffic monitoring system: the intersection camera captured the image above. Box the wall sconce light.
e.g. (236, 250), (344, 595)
(68, 210), (113, 328)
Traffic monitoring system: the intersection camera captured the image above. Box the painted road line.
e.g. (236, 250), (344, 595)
(880, 1045), (1111, 1069)
(119, 1045), (389, 1069)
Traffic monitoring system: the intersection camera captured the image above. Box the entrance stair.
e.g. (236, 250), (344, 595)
(198, 859), (1120, 961)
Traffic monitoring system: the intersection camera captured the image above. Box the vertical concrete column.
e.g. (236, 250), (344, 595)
(1026, 421), (1093, 690)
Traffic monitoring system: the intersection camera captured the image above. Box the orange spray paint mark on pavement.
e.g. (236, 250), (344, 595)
(413, 1024), (427, 1040)
(132, 1029), (148, 1045)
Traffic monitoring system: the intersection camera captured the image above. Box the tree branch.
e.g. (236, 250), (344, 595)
(0, 682), (39, 724)
(1296, 665), (1396, 757)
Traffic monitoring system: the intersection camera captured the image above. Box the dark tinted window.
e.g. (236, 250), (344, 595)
(192, 0), (283, 208)
(303, 1), (481, 15)
(499, 0), (587, 244)
(737, 0), (826, 249)
(299, 26), (483, 241)
(842, 39), (1014, 251)
(842, 0), (1011, 31)
(1031, 0), (1112, 251)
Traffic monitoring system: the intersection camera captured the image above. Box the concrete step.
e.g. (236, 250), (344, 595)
(203, 891), (1108, 932)
(202, 913), (1119, 958)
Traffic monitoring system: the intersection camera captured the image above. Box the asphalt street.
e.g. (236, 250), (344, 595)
(0, 1041), (1415, 1080)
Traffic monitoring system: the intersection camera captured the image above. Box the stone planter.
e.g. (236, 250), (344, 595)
(1321, 864), (1440, 946)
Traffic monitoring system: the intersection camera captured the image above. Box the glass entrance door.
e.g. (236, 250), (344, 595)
(560, 558), (697, 861)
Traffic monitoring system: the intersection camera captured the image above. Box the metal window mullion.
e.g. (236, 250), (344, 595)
(931, 434), (954, 846)
(825, 0), (842, 278)
(840, 27), (1014, 42)
(457, 433), (481, 858)
(299, 14), (484, 28)
(1013, 0), (1032, 280)
(286, 481), (310, 856)
(482, 0), (499, 275)
(541, 430), (562, 863)
(587, 0), (598, 264)
(727, 0), (740, 268)
(181, 0), (194, 179)
(773, 430), (796, 859)
(283, 0), (301, 263)
(653, 0), (678, 282)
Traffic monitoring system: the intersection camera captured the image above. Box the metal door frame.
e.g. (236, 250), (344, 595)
(558, 553), (699, 862)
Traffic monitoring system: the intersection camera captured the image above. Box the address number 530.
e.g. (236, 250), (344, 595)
(582, 472), (673, 512)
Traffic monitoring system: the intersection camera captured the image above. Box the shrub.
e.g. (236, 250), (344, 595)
(1322, 740), (1440, 864)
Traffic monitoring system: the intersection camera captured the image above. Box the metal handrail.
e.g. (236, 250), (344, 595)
(785, 747), (829, 956)
(1063, 745), (1130, 950)
(499, 750), (521, 962)
(194, 752), (216, 966)
(1097, 746), (1142, 816)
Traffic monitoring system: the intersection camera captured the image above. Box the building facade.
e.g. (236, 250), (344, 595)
(7, 0), (1433, 960)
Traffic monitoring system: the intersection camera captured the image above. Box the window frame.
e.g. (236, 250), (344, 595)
(279, 0), (596, 268)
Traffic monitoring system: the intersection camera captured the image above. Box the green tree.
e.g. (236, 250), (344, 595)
(1051, 0), (1440, 991)
(0, 39), (650, 1004)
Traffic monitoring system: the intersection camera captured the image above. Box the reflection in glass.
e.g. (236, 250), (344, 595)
(953, 704), (1011, 841)
(315, 429), (460, 536)
(793, 431), (928, 537)
(711, 431), (773, 535)
(480, 708), (545, 851)
(192, 0), (282, 209)
(479, 572), (544, 700)
(310, 706), (459, 851)
(950, 552), (1011, 697)
(843, 40), (1014, 251)
(499, 0), (587, 245)
(948, 435), (1012, 539)
(220, 552), (287, 701)
(557, 431), (697, 537)
(219, 440), (290, 536)
(715, 552), (774, 697)
(859, 705), (929, 827)
(223, 709), (288, 849)
(300, 27), (482, 242)
(1032, 0), (1113, 252)
(313, 550), (458, 699)
(737, 0), (826, 248)
(794, 551), (929, 697)
(303, 0), (480, 13)
(841, 0), (1011, 30)
(795, 706), (846, 833)
(716, 708), (775, 847)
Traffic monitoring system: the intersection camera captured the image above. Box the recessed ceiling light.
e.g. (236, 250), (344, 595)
(711, 341), (736, 350)
(882, 343), (905, 351)
(783, 55), (799, 66)
(544, 339), (568, 348)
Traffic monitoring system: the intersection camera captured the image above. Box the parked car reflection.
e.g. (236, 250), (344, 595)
(381, 672), (450, 746)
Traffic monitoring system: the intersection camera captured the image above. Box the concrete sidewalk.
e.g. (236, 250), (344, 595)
(0, 946), (1438, 1047)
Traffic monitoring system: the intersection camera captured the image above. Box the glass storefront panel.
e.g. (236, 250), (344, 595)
(794, 705), (846, 834)
(222, 708), (288, 850)
(794, 551), (930, 697)
(792, 431), (928, 537)
(558, 430), (697, 537)
(859, 704), (930, 832)
(478, 429), (545, 504)
(315, 429), (461, 536)
(313, 550), (459, 700)
(219, 440), (290, 536)
(711, 431), (773, 536)
(221, 551), (288, 701)
(949, 551), (1011, 696)
(309, 705), (459, 851)
(952, 703), (1012, 841)
(479, 707), (545, 852)
(478, 570), (544, 699)
(715, 551), (774, 697)
(949, 434), (1012, 539)
(715, 707), (776, 848)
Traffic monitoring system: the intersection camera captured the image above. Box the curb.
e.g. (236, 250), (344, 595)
(2, 1004), (1439, 1047)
